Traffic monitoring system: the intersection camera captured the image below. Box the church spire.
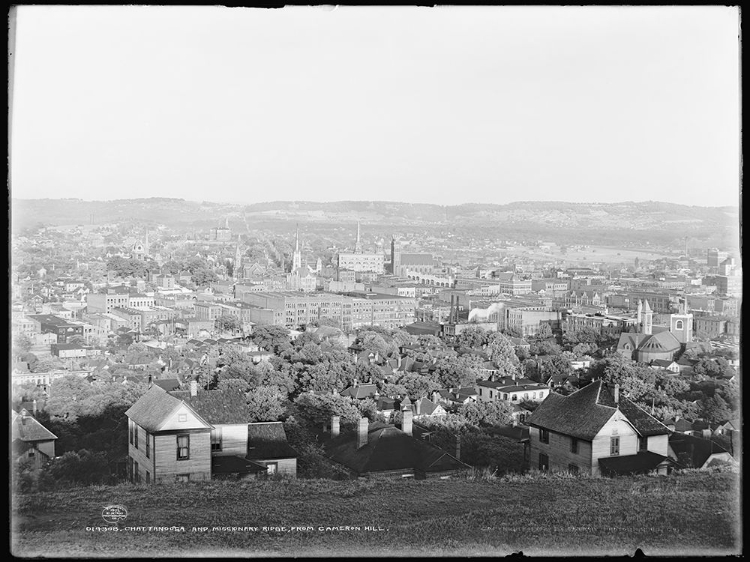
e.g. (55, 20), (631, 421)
(354, 221), (362, 254)
(234, 234), (242, 281)
(292, 224), (302, 271)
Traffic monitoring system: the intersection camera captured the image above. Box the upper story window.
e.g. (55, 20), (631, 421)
(177, 434), (190, 460)
(571, 437), (579, 454)
(610, 436), (620, 456)
(540, 429), (550, 444)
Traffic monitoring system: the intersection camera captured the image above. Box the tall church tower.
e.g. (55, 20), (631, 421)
(642, 300), (653, 335)
(292, 225), (302, 271)
(670, 299), (693, 344)
(234, 235), (242, 281)
(391, 235), (401, 275)
(144, 229), (150, 257)
(354, 222), (363, 254)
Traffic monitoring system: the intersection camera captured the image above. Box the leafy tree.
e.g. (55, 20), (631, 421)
(47, 449), (111, 485)
(293, 392), (362, 430)
(535, 323), (554, 340)
(13, 333), (33, 357)
(358, 331), (396, 359)
(246, 386), (286, 422)
(356, 397), (379, 421)
(397, 373), (441, 399)
(455, 326), (488, 349)
(563, 326), (601, 346)
(692, 357), (735, 380)
(458, 400), (514, 427)
(416, 335), (446, 350)
(215, 315), (240, 334)
(433, 355), (480, 389)
(530, 340), (562, 356)
(700, 394), (733, 425)
(30, 356), (65, 373)
(191, 268), (218, 286)
(252, 325), (292, 354)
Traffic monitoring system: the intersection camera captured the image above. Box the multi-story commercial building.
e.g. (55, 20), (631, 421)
(86, 292), (130, 314)
(531, 278), (569, 294)
(562, 312), (637, 339)
(495, 273), (533, 296)
(27, 314), (85, 343)
(606, 291), (675, 314)
(337, 253), (385, 274)
(504, 307), (561, 338)
(193, 302), (224, 323)
(693, 317), (730, 339)
(241, 291), (416, 331)
(716, 274), (742, 297)
(707, 248), (729, 267)
(348, 293), (417, 331)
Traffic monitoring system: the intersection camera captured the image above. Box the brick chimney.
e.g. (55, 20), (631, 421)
(402, 408), (413, 436)
(455, 434), (461, 461)
(614, 383), (619, 404)
(357, 417), (369, 449)
(32, 399), (37, 417)
(190, 379), (198, 397)
(331, 415), (340, 438)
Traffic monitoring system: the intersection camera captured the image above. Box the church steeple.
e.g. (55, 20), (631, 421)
(234, 234), (242, 281)
(354, 222), (363, 254)
(642, 300), (653, 335)
(292, 225), (302, 271)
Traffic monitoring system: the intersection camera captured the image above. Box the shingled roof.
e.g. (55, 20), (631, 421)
(323, 421), (470, 475)
(11, 411), (57, 443)
(125, 385), (193, 432)
(169, 389), (249, 425)
(340, 383), (378, 400)
(246, 422), (298, 460)
(527, 380), (670, 440)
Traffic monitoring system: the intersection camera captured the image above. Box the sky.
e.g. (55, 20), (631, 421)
(9, 5), (741, 207)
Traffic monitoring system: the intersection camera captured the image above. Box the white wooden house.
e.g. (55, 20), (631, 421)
(527, 380), (673, 476)
(125, 382), (297, 484)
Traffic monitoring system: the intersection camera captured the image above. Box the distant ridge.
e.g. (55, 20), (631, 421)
(11, 198), (739, 249)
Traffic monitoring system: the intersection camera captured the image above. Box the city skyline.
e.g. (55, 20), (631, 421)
(10, 6), (741, 207)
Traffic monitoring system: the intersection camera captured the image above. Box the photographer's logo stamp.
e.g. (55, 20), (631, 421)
(102, 505), (128, 524)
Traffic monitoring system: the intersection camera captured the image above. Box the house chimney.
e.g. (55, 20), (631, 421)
(402, 408), (413, 436)
(190, 379), (198, 397)
(331, 415), (340, 438)
(614, 383), (619, 404)
(32, 399), (37, 417)
(455, 435), (461, 461)
(357, 417), (369, 449)
(353, 378), (359, 387)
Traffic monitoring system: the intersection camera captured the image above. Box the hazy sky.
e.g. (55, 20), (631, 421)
(9, 6), (741, 207)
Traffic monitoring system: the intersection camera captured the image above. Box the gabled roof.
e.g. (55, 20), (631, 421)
(11, 411), (57, 443)
(413, 397), (442, 416)
(340, 384), (378, 400)
(125, 385), (208, 432)
(246, 422), (298, 460)
(169, 389), (249, 425)
(639, 331), (681, 352)
(153, 378), (181, 391)
(528, 380), (670, 440)
(324, 422), (469, 475)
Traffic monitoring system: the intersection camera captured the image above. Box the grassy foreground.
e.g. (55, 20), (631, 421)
(12, 469), (741, 558)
